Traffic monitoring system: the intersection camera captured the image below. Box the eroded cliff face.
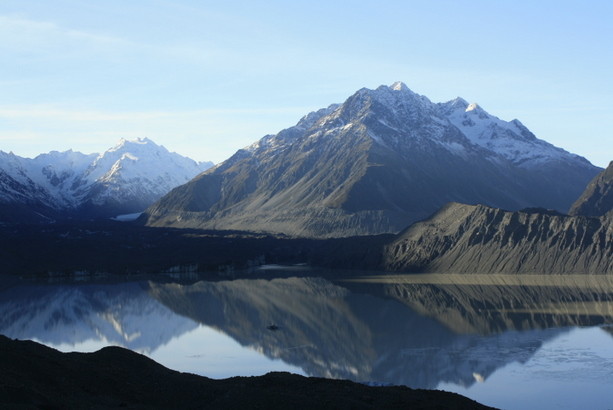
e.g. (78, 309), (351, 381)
(570, 161), (613, 217)
(383, 203), (613, 274)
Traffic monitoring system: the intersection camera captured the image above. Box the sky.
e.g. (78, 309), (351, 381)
(1, 0), (611, 167)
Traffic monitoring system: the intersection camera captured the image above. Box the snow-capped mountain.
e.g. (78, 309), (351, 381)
(143, 82), (600, 238)
(0, 138), (213, 222)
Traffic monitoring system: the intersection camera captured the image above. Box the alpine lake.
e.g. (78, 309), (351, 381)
(2, 267), (613, 410)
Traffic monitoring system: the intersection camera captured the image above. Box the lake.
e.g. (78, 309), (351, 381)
(2, 271), (613, 410)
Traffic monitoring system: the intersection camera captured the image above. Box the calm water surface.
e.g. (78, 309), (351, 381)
(2, 271), (613, 410)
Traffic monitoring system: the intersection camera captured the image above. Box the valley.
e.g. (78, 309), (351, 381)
(1, 82), (611, 410)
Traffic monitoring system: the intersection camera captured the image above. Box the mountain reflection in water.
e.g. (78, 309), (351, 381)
(0, 281), (198, 352)
(1, 273), (613, 395)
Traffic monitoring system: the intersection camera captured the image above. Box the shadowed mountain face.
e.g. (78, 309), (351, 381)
(383, 203), (613, 274)
(142, 83), (599, 238)
(569, 161), (613, 217)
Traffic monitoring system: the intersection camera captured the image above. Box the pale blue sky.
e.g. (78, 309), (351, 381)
(1, 0), (611, 166)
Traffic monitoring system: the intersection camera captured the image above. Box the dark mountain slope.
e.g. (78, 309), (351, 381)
(383, 203), (613, 274)
(569, 160), (613, 217)
(143, 83), (599, 238)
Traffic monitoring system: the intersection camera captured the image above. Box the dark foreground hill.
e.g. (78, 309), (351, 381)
(142, 82), (599, 238)
(0, 336), (494, 409)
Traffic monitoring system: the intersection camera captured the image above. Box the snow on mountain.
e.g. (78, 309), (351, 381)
(251, 81), (583, 169)
(27, 150), (98, 207)
(143, 82), (600, 237)
(439, 96), (581, 166)
(0, 151), (63, 208)
(347, 82), (587, 167)
(241, 104), (341, 159)
(257, 82), (586, 169)
(0, 138), (213, 221)
(73, 137), (213, 209)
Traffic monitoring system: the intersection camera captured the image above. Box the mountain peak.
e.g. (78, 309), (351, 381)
(465, 103), (481, 112)
(106, 138), (166, 159)
(142, 83), (600, 237)
(115, 137), (155, 148)
(450, 97), (468, 107)
(464, 102), (490, 118)
(390, 81), (409, 92)
(438, 97), (469, 115)
(0, 138), (213, 222)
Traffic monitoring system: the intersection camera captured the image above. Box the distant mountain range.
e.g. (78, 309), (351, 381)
(0, 138), (213, 223)
(142, 82), (600, 238)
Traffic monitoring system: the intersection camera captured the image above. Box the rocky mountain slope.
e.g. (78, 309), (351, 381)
(383, 203), (613, 274)
(0, 138), (212, 222)
(569, 161), (613, 217)
(383, 159), (613, 274)
(143, 82), (599, 238)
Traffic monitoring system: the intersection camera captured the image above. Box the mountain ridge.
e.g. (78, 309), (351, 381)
(382, 202), (613, 274)
(380, 162), (613, 274)
(0, 138), (213, 223)
(143, 82), (600, 238)
(569, 161), (613, 217)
